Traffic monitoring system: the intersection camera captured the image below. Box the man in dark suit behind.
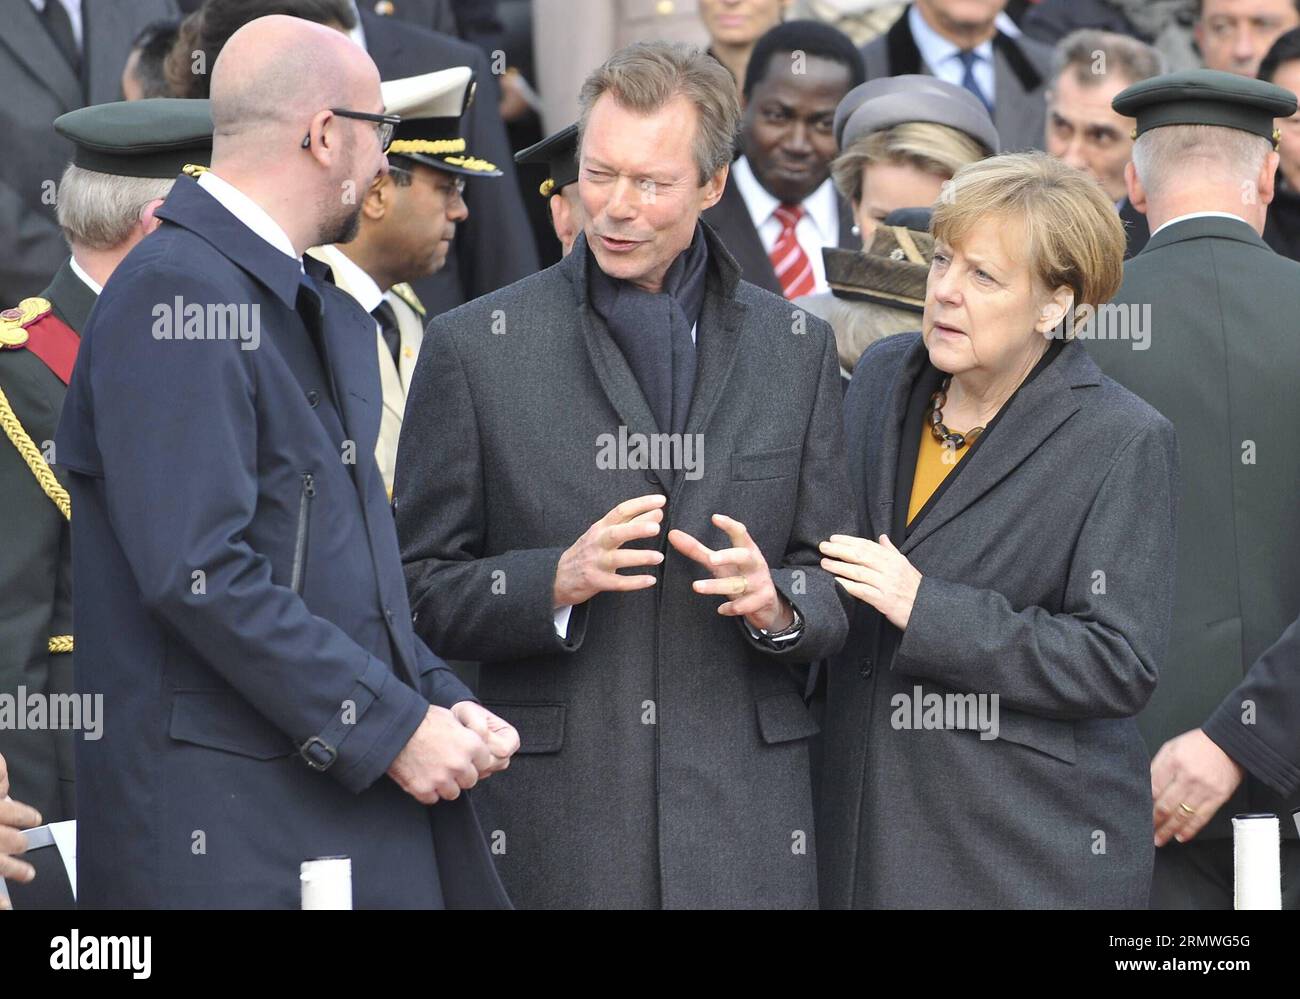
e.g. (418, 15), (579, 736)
(54, 15), (517, 908)
(356, 3), (539, 313)
(1043, 29), (1165, 259)
(1092, 69), (1300, 908)
(861, 0), (1053, 153)
(703, 20), (863, 299)
(396, 40), (855, 908)
(0, 0), (179, 305)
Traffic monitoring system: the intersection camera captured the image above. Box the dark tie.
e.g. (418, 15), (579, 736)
(372, 300), (402, 366)
(40, 0), (80, 76)
(957, 50), (993, 117)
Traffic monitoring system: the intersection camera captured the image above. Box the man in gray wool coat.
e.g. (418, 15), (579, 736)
(394, 39), (856, 909)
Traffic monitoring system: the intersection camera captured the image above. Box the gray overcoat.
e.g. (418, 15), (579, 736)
(395, 225), (856, 908)
(818, 332), (1179, 908)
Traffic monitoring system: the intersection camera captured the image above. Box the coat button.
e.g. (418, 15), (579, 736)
(383, 606), (394, 622)
(306, 390), (320, 408)
(859, 658), (874, 679)
(643, 469), (660, 486)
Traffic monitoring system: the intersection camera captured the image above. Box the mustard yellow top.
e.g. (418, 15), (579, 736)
(907, 423), (973, 524)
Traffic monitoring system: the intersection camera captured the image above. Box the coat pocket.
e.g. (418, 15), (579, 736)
(290, 472), (316, 595)
(168, 689), (295, 760)
(756, 689), (820, 744)
(482, 701), (565, 755)
(731, 445), (800, 481)
(993, 708), (1077, 765)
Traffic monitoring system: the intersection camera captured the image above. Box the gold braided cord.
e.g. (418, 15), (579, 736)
(388, 138), (467, 155)
(443, 155), (497, 172)
(48, 635), (73, 654)
(0, 382), (69, 519)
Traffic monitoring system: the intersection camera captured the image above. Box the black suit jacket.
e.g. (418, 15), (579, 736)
(702, 170), (860, 296)
(860, 5), (1052, 154)
(0, 0), (178, 304)
(1204, 612), (1300, 799)
(360, 8), (539, 316)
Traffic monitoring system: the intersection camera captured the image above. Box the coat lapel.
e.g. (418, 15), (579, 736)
(567, 234), (662, 443)
(867, 336), (928, 539)
(307, 262), (382, 493)
(4, 0), (82, 109)
(682, 233), (746, 441)
(702, 182), (782, 295)
(900, 342), (1094, 554)
(883, 9), (925, 75)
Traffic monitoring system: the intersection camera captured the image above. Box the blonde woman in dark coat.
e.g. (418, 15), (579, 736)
(817, 153), (1179, 908)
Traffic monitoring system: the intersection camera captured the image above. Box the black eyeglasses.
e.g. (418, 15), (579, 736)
(301, 109), (402, 153)
(387, 164), (467, 202)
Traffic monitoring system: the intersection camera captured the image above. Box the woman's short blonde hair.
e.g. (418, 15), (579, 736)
(930, 152), (1125, 311)
(830, 121), (989, 204)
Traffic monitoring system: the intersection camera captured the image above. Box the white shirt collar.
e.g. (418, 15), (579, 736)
(68, 254), (102, 295)
(731, 155), (838, 242)
(315, 244), (385, 313)
(909, 3), (994, 71)
(197, 170), (302, 267)
(1150, 210), (1253, 239)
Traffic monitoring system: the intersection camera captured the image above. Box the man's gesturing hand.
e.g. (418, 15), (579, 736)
(554, 494), (667, 608)
(668, 514), (793, 633)
(451, 701), (521, 778)
(387, 706), (493, 805)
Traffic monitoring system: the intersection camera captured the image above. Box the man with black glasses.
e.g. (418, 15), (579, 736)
(55, 14), (516, 909)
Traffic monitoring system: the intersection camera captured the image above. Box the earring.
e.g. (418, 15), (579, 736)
(851, 224), (861, 236)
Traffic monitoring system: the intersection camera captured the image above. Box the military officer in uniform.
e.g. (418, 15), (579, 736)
(514, 122), (583, 257)
(1091, 69), (1300, 908)
(310, 66), (500, 497)
(0, 97), (212, 909)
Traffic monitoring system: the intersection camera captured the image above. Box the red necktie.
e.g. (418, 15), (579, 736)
(769, 203), (815, 299)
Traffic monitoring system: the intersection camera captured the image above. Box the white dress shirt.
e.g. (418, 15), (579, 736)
(28, 0), (83, 50)
(1149, 210), (1253, 239)
(730, 155), (840, 295)
(909, 2), (995, 110)
(197, 171), (302, 267)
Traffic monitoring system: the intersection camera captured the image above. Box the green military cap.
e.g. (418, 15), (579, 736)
(382, 66), (502, 177)
(1112, 69), (1298, 147)
(53, 98), (214, 178)
(514, 123), (579, 199)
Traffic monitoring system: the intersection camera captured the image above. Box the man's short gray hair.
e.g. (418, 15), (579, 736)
(1051, 28), (1165, 90)
(55, 164), (174, 251)
(1132, 124), (1272, 198)
(577, 41), (739, 186)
